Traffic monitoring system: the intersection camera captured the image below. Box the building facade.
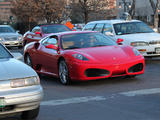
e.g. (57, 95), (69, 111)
(0, 0), (13, 23)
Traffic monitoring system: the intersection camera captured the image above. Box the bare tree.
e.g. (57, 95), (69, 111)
(129, 0), (136, 18)
(70, 0), (115, 23)
(36, 0), (66, 23)
(11, 0), (66, 24)
(149, 0), (160, 30)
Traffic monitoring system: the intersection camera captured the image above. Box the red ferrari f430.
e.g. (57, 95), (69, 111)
(24, 31), (145, 85)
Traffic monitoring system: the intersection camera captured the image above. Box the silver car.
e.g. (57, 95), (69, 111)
(0, 25), (23, 48)
(0, 43), (43, 119)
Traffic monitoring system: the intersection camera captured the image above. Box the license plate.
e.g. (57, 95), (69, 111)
(155, 48), (160, 54)
(0, 97), (5, 108)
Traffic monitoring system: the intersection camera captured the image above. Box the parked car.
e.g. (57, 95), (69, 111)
(23, 24), (71, 46)
(24, 31), (145, 85)
(0, 25), (23, 48)
(0, 43), (43, 119)
(83, 19), (160, 57)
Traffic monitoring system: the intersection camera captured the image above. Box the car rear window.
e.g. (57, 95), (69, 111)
(0, 44), (12, 59)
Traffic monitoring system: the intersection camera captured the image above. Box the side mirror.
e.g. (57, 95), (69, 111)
(105, 32), (114, 36)
(45, 44), (58, 50)
(117, 38), (124, 45)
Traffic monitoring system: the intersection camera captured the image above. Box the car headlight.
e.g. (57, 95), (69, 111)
(18, 35), (23, 41)
(10, 76), (40, 88)
(131, 42), (149, 47)
(72, 54), (89, 61)
(132, 48), (140, 56)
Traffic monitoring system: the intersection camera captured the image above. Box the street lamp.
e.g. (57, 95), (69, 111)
(119, 0), (132, 12)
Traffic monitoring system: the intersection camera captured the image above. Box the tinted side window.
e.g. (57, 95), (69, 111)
(83, 24), (95, 31)
(103, 24), (113, 33)
(93, 23), (104, 32)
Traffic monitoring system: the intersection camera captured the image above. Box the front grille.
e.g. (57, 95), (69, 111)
(147, 52), (156, 55)
(112, 70), (126, 76)
(4, 36), (17, 41)
(149, 40), (160, 45)
(85, 69), (110, 77)
(128, 63), (143, 73)
(0, 105), (14, 112)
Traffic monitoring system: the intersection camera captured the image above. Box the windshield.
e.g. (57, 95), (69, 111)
(113, 22), (154, 35)
(0, 26), (15, 33)
(61, 32), (117, 50)
(0, 44), (12, 59)
(42, 25), (71, 34)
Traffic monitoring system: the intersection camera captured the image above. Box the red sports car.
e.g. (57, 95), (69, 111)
(23, 24), (71, 46)
(24, 31), (145, 85)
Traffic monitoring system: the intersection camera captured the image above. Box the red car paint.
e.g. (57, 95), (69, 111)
(24, 31), (145, 81)
(23, 24), (71, 46)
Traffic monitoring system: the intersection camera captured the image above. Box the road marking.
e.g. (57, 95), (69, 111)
(120, 88), (160, 97)
(41, 96), (106, 106)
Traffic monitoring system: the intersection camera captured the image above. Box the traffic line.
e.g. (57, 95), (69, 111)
(41, 96), (106, 106)
(119, 88), (160, 97)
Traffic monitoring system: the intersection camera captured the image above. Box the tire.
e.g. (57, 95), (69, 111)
(21, 106), (40, 120)
(59, 60), (70, 85)
(25, 54), (33, 68)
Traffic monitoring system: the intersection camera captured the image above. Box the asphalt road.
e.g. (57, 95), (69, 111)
(1, 47), (160, 120)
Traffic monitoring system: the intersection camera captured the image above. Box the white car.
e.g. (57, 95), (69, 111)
(83, 19), (160, 57)
(0, 43), (43, 119)
(0, 25), (23, 48)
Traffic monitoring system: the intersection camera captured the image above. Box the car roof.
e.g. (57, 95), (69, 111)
(87, 19), (141, 25)
(48, 31), (97, 36)
(38, 24), (65, 27)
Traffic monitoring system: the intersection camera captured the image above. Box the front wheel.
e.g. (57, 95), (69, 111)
(21, 106), (40, 120)
(59, 60), (70, 85)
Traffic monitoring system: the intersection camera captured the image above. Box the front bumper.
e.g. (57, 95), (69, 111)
(68, 57), (145, 81)
(0, 85), (43, 115)
(135, 45), (160, 56)
(1, 40), (23, 47)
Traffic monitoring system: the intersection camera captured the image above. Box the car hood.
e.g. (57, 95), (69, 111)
(0, 58), (37, 81)
(117, 32), (160, 42)
(73, 46), (131, 64)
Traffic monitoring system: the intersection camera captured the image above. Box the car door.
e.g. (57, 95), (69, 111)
(37, 35), (59, 75)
